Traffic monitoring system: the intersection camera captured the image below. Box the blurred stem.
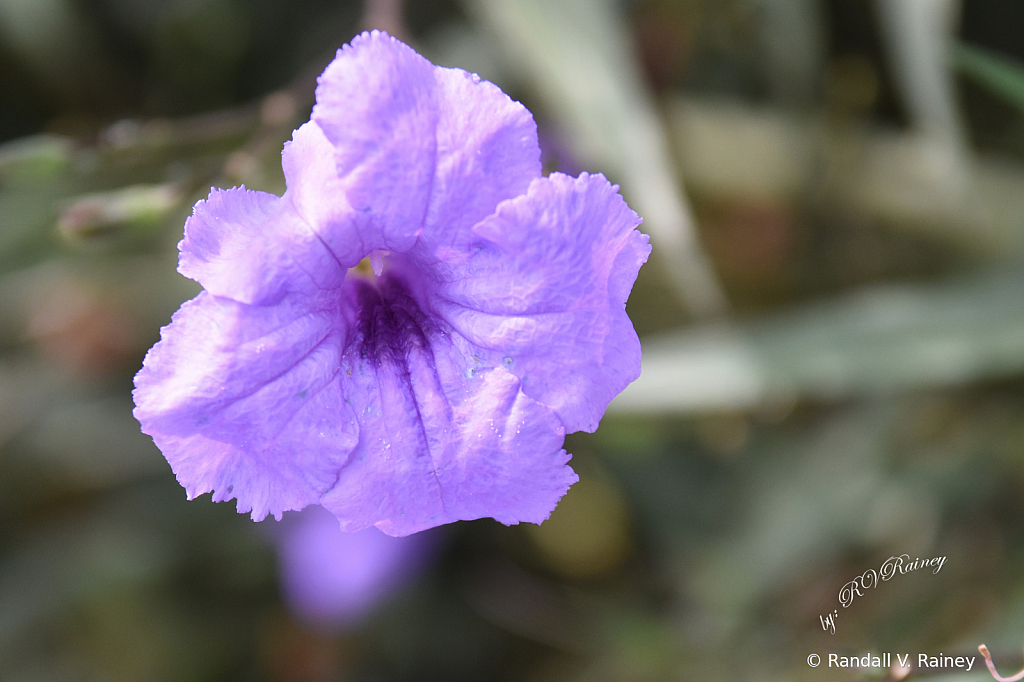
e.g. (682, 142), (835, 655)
(57, 184), (182, 241)
(751, 0), (826, 108)
(875, 0), (968, 173)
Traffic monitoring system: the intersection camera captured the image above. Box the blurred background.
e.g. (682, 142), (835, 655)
(2, 0), (1024, 680)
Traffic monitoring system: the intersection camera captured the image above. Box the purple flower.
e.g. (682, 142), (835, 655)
(132, 31), (650, 536)
(275, 505), (436, 629)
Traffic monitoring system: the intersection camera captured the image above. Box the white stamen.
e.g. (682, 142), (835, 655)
(370, 250), (386, 276)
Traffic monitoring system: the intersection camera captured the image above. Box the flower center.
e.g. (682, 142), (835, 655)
(348, 250), (389, 281)
(353, 275), (434, 367)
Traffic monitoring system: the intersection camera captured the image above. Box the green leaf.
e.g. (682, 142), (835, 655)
(952, 42), (1024, 113)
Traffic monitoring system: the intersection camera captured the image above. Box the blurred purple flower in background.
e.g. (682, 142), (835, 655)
(276, 505), (436, 630)
(133, 31), (650, 536)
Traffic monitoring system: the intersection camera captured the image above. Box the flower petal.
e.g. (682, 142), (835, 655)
(308, 30), (540, 262)
(133, 290), (357, 520)
(177, 187), (280, 302)
(429, 365), (577, 527)
(179, 187), (345, 305)
(312, 31), (437, 254)
(413, 65), (540, 260)
(433, 172), (651, 433)
(281, 122), (365, 268)
(320, 278), (576, 536)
